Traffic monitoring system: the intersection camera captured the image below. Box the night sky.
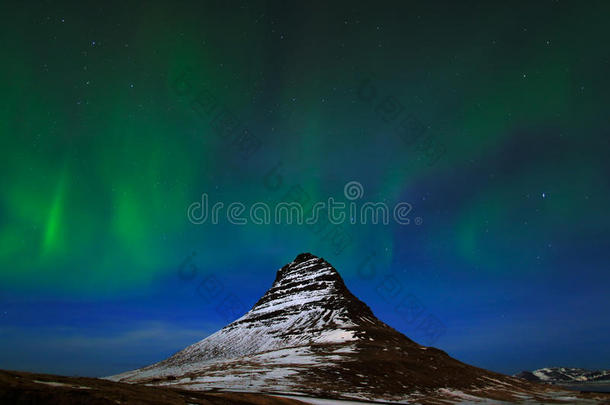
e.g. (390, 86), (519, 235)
(1, 1), (609, 377)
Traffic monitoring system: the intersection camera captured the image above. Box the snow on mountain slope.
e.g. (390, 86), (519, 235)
(111, 253), (395, 382)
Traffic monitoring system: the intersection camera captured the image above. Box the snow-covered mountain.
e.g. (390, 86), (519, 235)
(515, 367), (610, 384)
(108, 253), (596, 403)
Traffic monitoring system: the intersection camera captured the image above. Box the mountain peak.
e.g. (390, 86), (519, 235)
(273, 252), (340, 285)
(125, 253), (388, 368)
(293, 252), (317, 263)
(261, 253), (354, 313)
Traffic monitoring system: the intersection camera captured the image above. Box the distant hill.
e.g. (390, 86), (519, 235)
(515, 367), (610, 384)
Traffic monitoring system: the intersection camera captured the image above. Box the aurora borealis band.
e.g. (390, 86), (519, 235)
(1, 1), (609, 377)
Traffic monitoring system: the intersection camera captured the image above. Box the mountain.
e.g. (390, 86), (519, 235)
(515, 368), (610, 384)
(108, 253), (601, 403)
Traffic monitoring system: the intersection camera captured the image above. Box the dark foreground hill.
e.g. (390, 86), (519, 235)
(0, 369), (309, 405)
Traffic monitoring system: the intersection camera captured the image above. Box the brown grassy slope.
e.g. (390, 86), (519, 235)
(0, 369), (307, 405)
